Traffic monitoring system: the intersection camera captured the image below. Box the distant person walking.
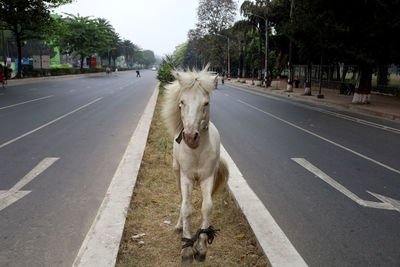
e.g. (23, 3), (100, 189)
(136, 69), (141, 77)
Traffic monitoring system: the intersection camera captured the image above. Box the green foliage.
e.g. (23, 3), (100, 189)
(157, 55), (177, 84)
(0, 0), (72, 76)
(50, 64), (72, 69)
(197, 0), (237, 34)
(142, 50), (156, 67)
(52, 14), (118, 68)
(22, 66), (131, 77)
(173, 42), (188, 68)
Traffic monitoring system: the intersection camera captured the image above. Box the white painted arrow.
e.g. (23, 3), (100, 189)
(0, 157), (59, 212)
(292, 158), (400, 213)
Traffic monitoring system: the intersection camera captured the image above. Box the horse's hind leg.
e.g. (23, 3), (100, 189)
(180, 175), (195, 265)
(194, 176), (214, 262)
(173, 158), (183, 233)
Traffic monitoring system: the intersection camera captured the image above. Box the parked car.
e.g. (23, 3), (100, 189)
(151, 67), (157, 71)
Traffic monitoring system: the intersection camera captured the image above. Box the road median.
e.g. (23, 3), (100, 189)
(116, 86), (270, 266)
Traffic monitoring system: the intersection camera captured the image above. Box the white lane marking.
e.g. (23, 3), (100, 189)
(0, 95), (54, 110)
(73, 85), (159, 267)
(227, 84), (400, 134)
(221, 145), (308, 267)
(239, 100), (400, 175)
(0, 157), (59, 211)
(292, 158), (400, 212)
(0, 97), (103, 149)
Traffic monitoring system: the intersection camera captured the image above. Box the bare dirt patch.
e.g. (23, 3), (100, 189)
(116, 87), (269, 267)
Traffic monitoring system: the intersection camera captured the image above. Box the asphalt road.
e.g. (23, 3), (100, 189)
(0, 70), (157, 266)
(211, 82), (400, 267)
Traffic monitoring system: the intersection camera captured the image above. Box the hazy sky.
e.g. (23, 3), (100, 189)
(54, 0), (244, 57)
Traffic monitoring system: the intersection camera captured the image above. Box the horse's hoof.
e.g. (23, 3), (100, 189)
(194, 242), (207, 262)
(194, 251), (206, 262)
(194, 232), (208, 262)
(181, 247), (194, 266)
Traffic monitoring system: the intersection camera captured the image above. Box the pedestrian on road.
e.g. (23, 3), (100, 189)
(136, 69), (141, 77)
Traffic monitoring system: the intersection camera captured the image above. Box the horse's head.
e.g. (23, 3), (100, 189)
(173, 69), (217, 149)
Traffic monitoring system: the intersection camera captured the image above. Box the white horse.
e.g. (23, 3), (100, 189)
(162, 66), (229, 265)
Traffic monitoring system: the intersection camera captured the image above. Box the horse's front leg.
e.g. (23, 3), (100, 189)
(180, 175), (194, 265)
(194, 176), (214, 262)
(173, 158), (183, 234)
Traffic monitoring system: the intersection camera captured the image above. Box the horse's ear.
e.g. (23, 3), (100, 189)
(213, 74), (218, 84)
(202, 63), (211, 73)
(172, 70), (181, 82)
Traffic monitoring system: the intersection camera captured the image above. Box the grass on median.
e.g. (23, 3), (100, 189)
(116, 87), (269, 267)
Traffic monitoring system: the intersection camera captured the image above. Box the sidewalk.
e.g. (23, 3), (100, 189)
(227, 78), (400, 121)
(4, 70), (134, 87)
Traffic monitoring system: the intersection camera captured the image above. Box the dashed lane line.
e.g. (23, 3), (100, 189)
(0, 97), (103, 149)
(0, 95), (54, 110)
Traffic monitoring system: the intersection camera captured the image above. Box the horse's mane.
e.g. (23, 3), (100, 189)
(162, 65), (216, 137)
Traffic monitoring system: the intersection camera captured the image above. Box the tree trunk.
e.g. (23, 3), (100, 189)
(304, 62), (312, 95)
(352, 64), (372, 103)
(80, 55), (84, 70)
(377, 65), (389, 87)
(238, 40), (242, 78)
(258, 31), (262, 80)
(336, 64), (341, 80)
(16, 32), (22, 78)
(242, 39), (247, 78)
(341, 65), (348, 83)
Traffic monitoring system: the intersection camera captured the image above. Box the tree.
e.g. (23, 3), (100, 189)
(142, 50), (156, 68)
(121, 39), (136, 67)
(285, 0), (400, 102)
(53, 14), (118, 69)
(197, 0), (237, 34)
(173, 42), (188, 68)
(190, 0), (237, 70)
(0, 0), (72, 77)
(232, 20), (253, 78)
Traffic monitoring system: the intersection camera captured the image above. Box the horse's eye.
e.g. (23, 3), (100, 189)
(204, 102), (209, 106)
(179, 100), (184, 109)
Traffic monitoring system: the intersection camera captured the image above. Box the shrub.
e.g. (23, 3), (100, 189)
(157, 55), (177, 84)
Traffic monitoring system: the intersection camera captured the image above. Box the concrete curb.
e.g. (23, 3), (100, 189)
(72, 83), (159, 267)
(220, 145), (308, 267)
(279, 90), (400, 121)
(227, 81), (400, 122)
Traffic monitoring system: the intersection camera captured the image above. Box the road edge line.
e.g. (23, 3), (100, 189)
(72, 83), (159, 267)
(220, 144), (308, 267)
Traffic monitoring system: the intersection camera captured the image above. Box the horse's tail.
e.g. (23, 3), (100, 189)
(212, 157), (229, 196)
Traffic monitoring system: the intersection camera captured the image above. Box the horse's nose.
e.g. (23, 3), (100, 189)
(184, 131), (199, 142)
(183, 130), (200, 148)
